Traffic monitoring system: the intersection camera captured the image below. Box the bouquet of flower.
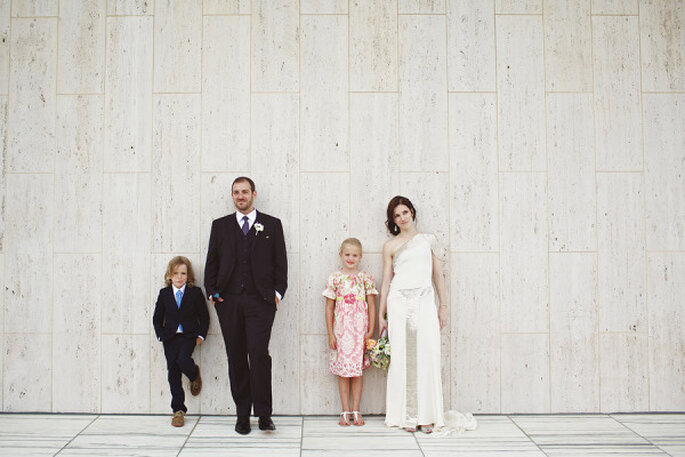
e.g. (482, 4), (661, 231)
(366, 331), (391, 370)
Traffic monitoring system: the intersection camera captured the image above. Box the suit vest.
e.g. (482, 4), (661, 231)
(226, 225), (258, 294)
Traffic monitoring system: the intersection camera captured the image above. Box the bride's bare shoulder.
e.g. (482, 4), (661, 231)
(382, 237), (400, 253)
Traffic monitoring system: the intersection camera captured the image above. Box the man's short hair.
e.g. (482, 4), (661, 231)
(232, 176), (256, 193)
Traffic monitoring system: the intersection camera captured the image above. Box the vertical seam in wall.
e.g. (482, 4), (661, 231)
(297, 0), (302, 415)
(396, 0), (401, 181)
(541, 2), (551, 414)
(2, 0), (12, 411)
(636, 1), (650, 412)
(442, 4), (451, 409)
(248, 4), (253, 175)
(52, 1), (60, 413)
(150, 2), (156, 414)
(589, 5), (601, 413)
(198, 0), (204, 416)
(492, 0), (501, 414)
(101, 7), (108, 415)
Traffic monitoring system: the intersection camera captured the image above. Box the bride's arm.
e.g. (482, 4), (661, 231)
(377, 241), (394, 336)
(432, 253), (449, 329)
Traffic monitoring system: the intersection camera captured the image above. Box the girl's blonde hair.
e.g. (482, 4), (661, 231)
(164, 256), (196, 287)
(339, 237), (363, 254)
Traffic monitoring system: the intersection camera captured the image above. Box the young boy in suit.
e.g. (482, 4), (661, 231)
(153, 256), (210, 427)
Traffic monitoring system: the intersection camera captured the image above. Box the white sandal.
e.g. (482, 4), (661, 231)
(352, 411), (365, 426)
(339, 411), (351, 426)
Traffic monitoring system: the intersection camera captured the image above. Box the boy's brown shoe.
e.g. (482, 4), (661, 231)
(171, 411), (185, 427)
(190, 366), (202, 396)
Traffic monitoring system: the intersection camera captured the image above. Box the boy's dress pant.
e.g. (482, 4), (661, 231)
(164, 333), (199, 413)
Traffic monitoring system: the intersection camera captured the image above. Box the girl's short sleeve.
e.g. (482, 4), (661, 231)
(363, 272), (379, 296)
(428, 233), (447, 263)
(322, 273), (337, 300)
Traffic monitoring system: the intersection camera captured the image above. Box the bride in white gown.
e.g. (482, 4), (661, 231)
(378, 196), (476, 434)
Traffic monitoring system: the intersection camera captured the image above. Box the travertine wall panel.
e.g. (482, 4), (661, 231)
(107, 0), (152, 15)
(201, 16), (250, 172)
(0, 95), (6, 250)
(251, 0), (299, 92)
(152, 94), (201, 253)
(451, 253), (500, 413)
(501, 333), (550, 413)
(549, 253), (599, 412)
(301, 15), (348, 172)
(592, 16), (642, 171)
(547, 93), (596, 252)
(0, 2), (11, 93)
(599, 333), (649, 412)
(52, 254), (101, 413)
(447, 0), (495, 92)
(153, 0), (201, 93)
(3, 334), (52, 411)
(7, 18), (56, 173)
(2, 2), (683, 415)
(544, 0), (592, 92)
(496, 0), (542, 14)
(350, 0), (397, 91)
(12, 0), (56, 17)
(4, 175), (53, 334)
(55, 95), (103, 253)
(496, 15), (546, 171)
(399, 15), (448, 172)
(647, 253), (685, 411)
(499, 173), (548, 333)
(102, 174), (151, 334)
(591, 0), (638, 14)
(58, 0), (105, 94)
(644, 94), (685, 251)
(301, 0), (346, 14)
(203, 0), (249, 15)
(101, 334), (150, 413)
(597, 173), (645, 333)
(639, 0), (684, 91)
(400, 0), (444, 14)
(449, 93), (498, 252)
(104, 16), (152, 172)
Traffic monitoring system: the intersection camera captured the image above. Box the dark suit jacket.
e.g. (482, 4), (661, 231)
(204, 210), (288, 304)
(153, 285), (210, 342)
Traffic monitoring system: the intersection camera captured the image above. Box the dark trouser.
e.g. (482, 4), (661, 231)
(216, 293), (276, 418)
(163, 334), (199, 413)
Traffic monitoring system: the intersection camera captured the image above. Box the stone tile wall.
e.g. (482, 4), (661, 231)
(1, 0), (683, 414)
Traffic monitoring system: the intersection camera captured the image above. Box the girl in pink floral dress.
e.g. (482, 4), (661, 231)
(323, 238), (378, 426)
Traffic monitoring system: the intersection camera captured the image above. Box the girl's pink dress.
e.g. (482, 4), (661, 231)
(323, 270), (378, 377)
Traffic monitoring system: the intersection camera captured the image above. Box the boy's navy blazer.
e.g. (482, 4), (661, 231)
(204, 210), (288, 304)
(153, 284), (210, 342)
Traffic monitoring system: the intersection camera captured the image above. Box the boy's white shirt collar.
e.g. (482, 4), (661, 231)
(172, 284), (186, 295)
(236, 209), (257, 227)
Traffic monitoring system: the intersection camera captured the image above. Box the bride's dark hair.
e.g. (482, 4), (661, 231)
(385, 195), (416, 236)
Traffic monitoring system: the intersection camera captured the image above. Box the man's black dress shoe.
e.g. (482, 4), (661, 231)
(235, 417), (251, 435)
(258, 416), (276, 431)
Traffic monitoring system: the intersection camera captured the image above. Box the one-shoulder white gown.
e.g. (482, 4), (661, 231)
(385, 233), (476, 433)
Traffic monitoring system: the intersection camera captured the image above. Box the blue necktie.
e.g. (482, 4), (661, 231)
(241, 215), (250, 235)
(176, 290), (183, 332)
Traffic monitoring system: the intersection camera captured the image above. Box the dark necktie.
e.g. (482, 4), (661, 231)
(241, 215), (249, 235)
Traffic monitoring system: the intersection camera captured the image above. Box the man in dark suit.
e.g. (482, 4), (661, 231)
(204, 176), (287, 435)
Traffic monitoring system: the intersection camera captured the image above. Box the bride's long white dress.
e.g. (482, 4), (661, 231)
(385, 233), (476, 433)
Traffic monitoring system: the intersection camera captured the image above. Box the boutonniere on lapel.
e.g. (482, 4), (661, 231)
(254, 223), (264, 235)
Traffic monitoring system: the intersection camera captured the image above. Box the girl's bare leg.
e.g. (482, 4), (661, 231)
(338, 377), (351, 425)
(351, 376), (364, 425)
